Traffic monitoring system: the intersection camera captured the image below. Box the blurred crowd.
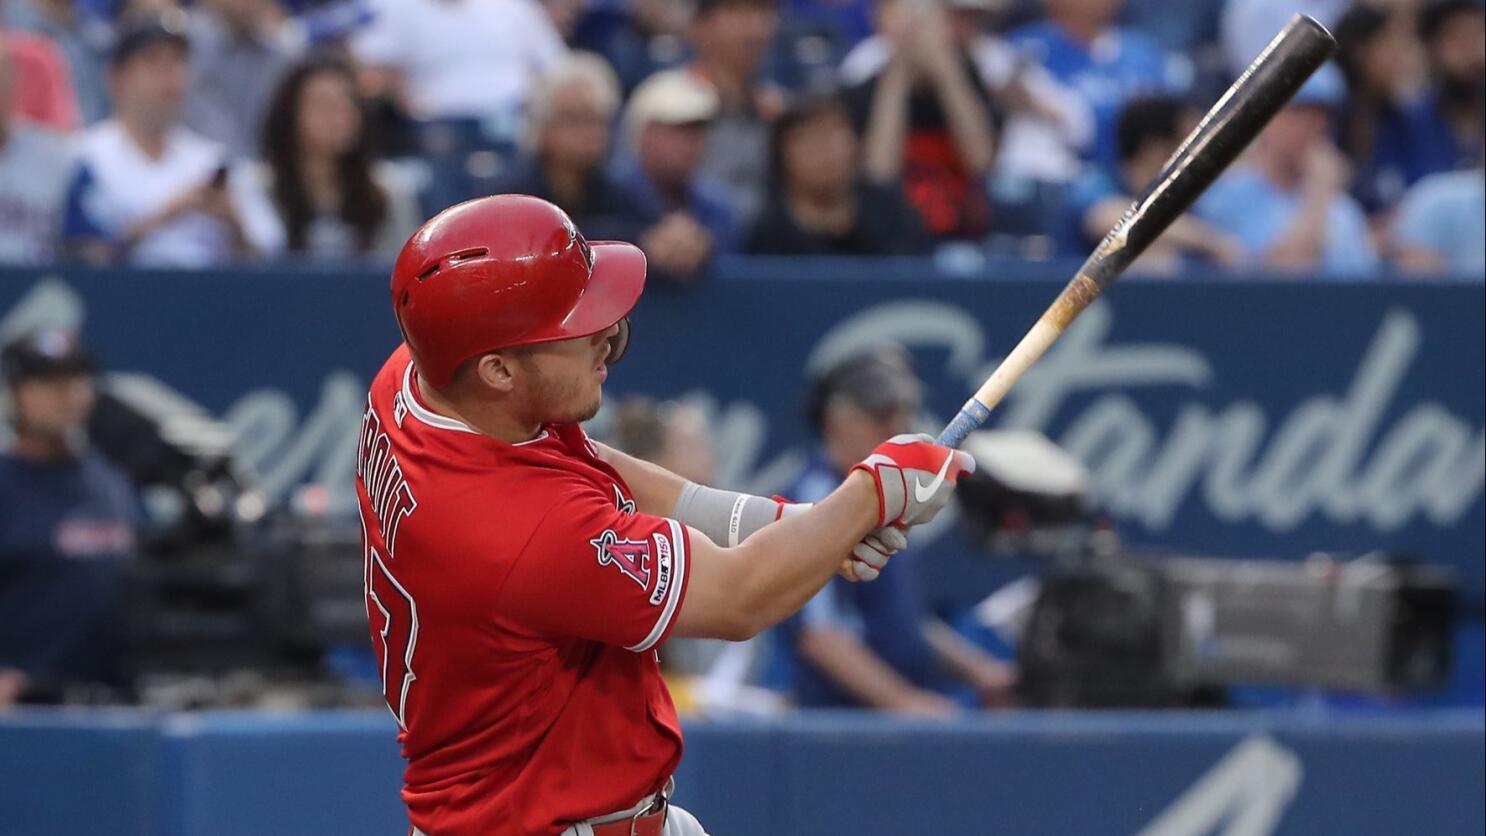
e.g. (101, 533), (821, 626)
(0, 0), (1481, 278)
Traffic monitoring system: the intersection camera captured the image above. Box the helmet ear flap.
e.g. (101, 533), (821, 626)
(606, 318), (632, 366)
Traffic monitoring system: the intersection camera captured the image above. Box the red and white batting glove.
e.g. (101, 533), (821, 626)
(850, 433), (976, 528)
(775, 497), (909, 582)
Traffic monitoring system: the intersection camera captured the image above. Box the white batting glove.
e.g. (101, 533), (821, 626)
(842, 524), (909, 582)
(850, 433), (976, 528)
(781, 499), (908, 583)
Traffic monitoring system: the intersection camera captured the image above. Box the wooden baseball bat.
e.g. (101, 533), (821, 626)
(937, 14), (1337, 448)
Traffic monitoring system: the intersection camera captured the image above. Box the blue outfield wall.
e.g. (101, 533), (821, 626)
(0, 709), (1482, 835)
(1, 264), (1481, 605)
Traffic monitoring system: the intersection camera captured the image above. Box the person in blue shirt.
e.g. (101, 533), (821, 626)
(0, 330), (138, 704)
(1062, 95), (1241, 272)
(1011, 0), (1186, 170)
(1194, 66), (1381, 278)
(1391, 164), (1486, 275)
(772, 346), (1015, 714)
(613, 68), (740, 281)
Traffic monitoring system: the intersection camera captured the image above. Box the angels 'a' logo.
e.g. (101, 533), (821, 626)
(590, 529), (651, 588)
(613, 485), (636, 515)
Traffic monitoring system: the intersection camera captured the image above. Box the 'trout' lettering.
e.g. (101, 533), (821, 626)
(357, 397), (418, 556)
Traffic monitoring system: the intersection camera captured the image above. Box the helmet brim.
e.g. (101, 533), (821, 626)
(549, 241), (647, 340)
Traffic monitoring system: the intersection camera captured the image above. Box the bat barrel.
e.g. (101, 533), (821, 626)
(932, 15), (1336, 450)
(1082, 14), (1337, 289)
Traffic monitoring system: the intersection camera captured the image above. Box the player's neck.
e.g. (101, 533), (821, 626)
(414, 372), (544, 444)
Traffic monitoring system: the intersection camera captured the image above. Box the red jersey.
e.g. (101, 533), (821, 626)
(354, 345), (691, 836)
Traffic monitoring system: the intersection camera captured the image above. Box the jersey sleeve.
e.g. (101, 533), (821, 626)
(496, 483), (691, 653)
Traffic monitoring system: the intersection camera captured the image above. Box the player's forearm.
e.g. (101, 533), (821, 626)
(726, 473), (879, 635)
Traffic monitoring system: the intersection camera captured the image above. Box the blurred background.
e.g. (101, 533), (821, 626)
(0, 0), (1481, 833)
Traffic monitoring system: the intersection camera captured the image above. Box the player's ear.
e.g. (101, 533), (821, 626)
(471, 352), (518, 394)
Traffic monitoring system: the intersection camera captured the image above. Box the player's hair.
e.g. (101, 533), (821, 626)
(523, 52), (622, 153)
(260, 54), (388, 253)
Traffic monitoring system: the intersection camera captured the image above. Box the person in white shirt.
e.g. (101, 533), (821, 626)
(0, 40), (75, 265)
(61, 12), (282, 267)
(351, 0), (568, 130)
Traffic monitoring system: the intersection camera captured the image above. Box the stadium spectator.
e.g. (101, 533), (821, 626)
(839, 0), (997, 241)
(491, 53), (644, 243)
(1390, 160), (1485, 275)
(61, 12), (283, 266)
(841, 0), (1091, 186)
(1195, 67), (1380, 277)
(1, 24), (79, 130)
(578, 0), (691, 95)
(1405, 0), (1485, 180)
(1333, 3), (1428, 215)
(0, 40), (74, 264)
(1012, 0), (1185, 171)
(772, 346), (1016, 713)
(609, 396), (718, 486)
(616, 68), (739, 279)
(252, 55), (419, 259)
(5, 0), (111, 124)
(1063, 95), (1240, 273)
(184, 0), (304, 161)
(1220, 0), (1347, 78)
(0, 331), (138, 703)
(685, 0), (785, 225)
(350, 0), (567, 123)
(747, 92), (928, 255)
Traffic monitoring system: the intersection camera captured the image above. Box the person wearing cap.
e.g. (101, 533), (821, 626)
(492, 53), (646, 244)
(770, 345), (1016, 715)
(0, 330), (138, 705)
(614, 68), (739, 279)
(59, 11), (283, 266)
(1194, 66), (1381, 277)
(0, 35), (76, 265)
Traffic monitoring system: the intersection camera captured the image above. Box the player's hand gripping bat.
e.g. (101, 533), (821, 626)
(936, 14), (1337, 448)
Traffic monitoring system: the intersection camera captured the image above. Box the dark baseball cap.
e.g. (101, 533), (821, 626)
(2, 330), (97, 384)
(807, 345), (923, 432)
(111, 10), (190, 68)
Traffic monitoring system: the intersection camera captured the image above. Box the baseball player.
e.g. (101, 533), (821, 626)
(355, 194), (974, 836)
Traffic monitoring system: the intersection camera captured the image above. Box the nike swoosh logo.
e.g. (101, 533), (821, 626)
(914, 454), (956, 503)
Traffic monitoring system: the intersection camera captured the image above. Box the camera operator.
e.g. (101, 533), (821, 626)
(0, 330), (138, 704)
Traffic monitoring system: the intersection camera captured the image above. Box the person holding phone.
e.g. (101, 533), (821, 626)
(60, 12), (283, 266)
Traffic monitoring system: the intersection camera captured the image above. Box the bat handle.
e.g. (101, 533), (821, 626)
(936, 399), (992, 448)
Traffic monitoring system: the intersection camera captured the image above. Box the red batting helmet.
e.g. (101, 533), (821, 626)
(390, 195), (646, 388)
